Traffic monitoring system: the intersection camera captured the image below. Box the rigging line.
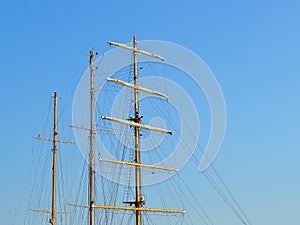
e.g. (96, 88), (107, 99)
(174, 161), (185, 210)
(74, 159), (88, 217)
(194, 155), (250, 223)
(203, 171), (247, 224)
(58, 83), (84, 125)
(58, 142), (70, 224)
(100, 173), (107, 213)
(146, 137), (184, 210)
(76, 159), (86, 202)
(27, 140), (43, 223)
(145, 60), (169, 94)
(144, 128), (212, 225)
(134, 94), (213, 224)
(163, 180), (182, 224)
(101, 141), (125, 197)
(58, 59), (87, 93)
(39, 96), (53, 139)
(58, 144), (63, 222)
(183, 139), (249, 224)
(167, 175), (186, 211)
(211, 165), (253, 225)
(148, 94), (251, 225)
(13, 139), (38, 225)
(141, 107), (213, 224)
(176, 214), (184, 225)
(57, 90), (74, 123)
(35, 141), (51, 208)
(110, 149), (125, 202)
(188, 139), (251, 225)
(140, 61), (161, 72)
(156, 180), (168, 216)
(186, 212), (196, 225)
(177, 174), (214, 225)
(159, 93), (252, 225)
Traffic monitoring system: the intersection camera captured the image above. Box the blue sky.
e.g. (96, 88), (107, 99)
(0, 0), (299, 224)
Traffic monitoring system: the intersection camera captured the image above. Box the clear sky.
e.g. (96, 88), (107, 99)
(1, 0), (299, 224)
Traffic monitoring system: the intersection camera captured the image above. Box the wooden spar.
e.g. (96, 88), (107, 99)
(108, 41), (164, 61)
(93, 205), (186, 214)
(66, 204), (185, 214)
(32, 136), (75, 145)
(66, 203), (89, 209)
(106, 77), (169, 100)
(99, 158), (178, 172)
(30, 209), (74, 214)
(69, 125), (111, 133)
(101, 116), (172, 135)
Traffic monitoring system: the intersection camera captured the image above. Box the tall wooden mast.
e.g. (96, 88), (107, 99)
(50, 91), (58, 225)
(89, 50), (95, 225)
(97, 36), (185, 224)
(133, 35), (142, 225)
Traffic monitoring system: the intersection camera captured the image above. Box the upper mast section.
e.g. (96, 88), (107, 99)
(106, 37), (168, 101)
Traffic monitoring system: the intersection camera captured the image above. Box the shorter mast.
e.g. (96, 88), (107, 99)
(68, 50), (111, 224)
(32, 92), (74, 223)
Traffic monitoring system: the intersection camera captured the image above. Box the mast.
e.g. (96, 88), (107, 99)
(50, 91), (58, 225)
(31, 93), (74, 220)
(89, 50), (95, 225)
(133, 35), (142, 225)
(97, 36), (185, 223)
